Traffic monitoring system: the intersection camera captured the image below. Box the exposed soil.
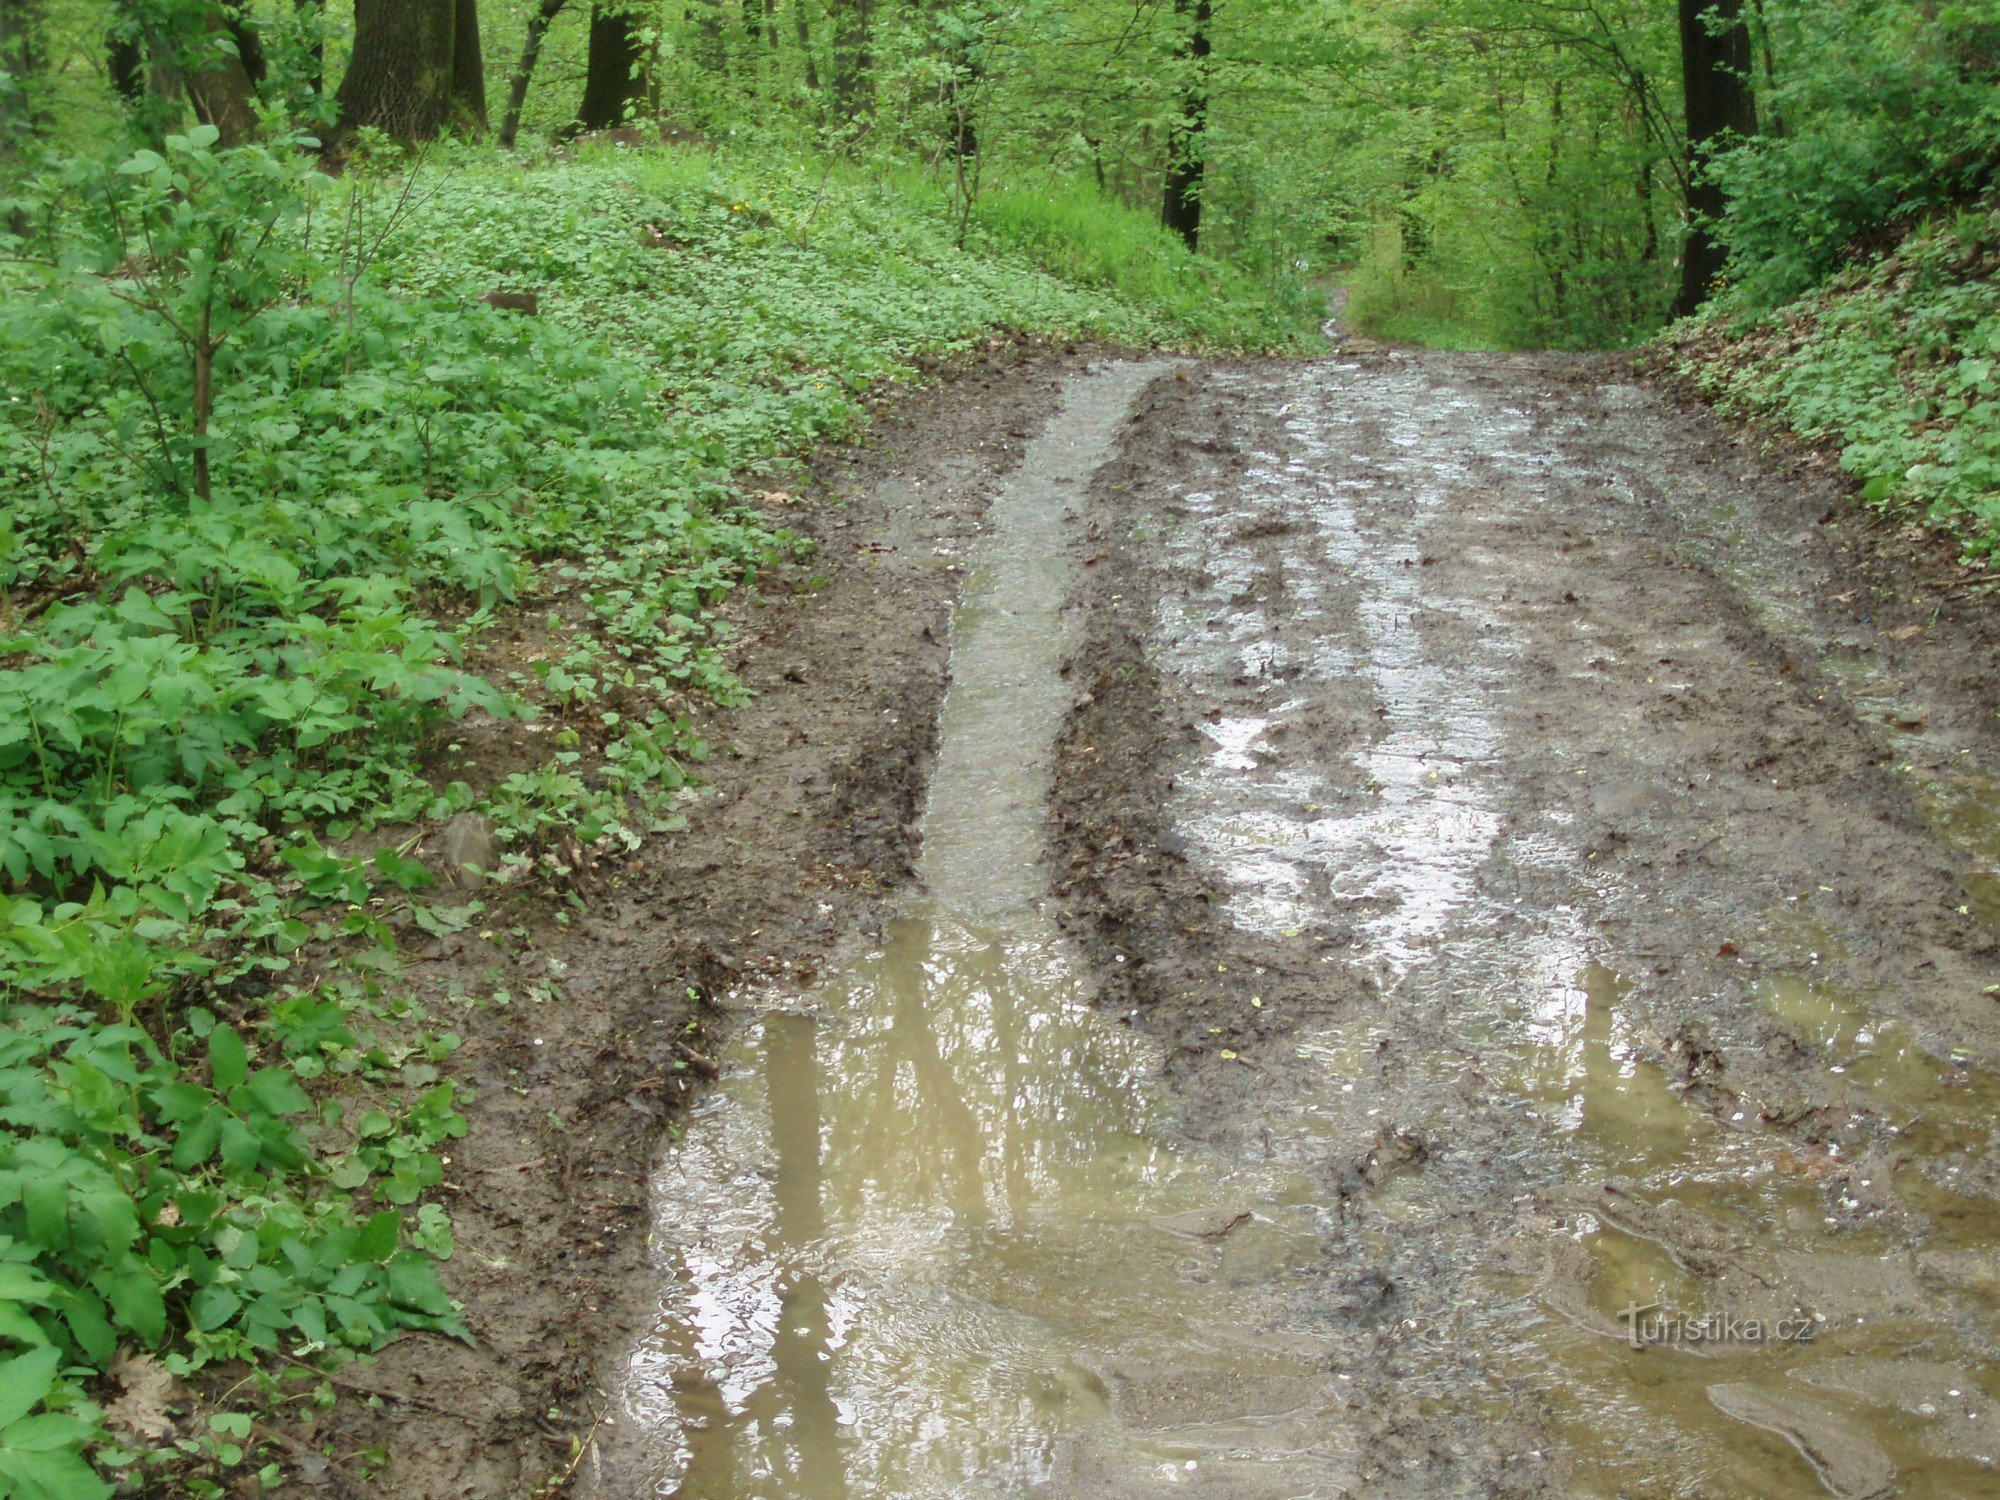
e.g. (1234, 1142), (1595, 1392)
(284, 341), (1101, 1499)
(1048, 342), (2000, 1495)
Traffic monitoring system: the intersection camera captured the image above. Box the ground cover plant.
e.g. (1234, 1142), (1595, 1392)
(1660, 204), (2000, 557)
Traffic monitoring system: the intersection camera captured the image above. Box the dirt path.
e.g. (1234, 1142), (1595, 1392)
(1053, 344), (2000, 1495)
(366, 337), (2000, 1499)
(301, 343), (1101, 1499)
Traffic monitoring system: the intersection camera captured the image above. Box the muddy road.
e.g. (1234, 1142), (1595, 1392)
(592, 340), (2000, 1499)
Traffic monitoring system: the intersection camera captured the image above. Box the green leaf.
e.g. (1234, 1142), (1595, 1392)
(385, 1250), (456, 1316)
(209, 1026), (249, 1093)
(60, 1292), (114, 1366)
(0, 1444), (113, 1500)
(0, 1411), (96, 1452)
(0, 1345), (59, 1430)
(354, 1210), (401, 1264)
(20, 1180), (64, 1252)
(237, 1067), (310, 1117)
(171, 1107), (224, 1171)
(189, 1283), (240, 1333)
(372, 847), (435, 891)
(99, 1270), (165, 1345)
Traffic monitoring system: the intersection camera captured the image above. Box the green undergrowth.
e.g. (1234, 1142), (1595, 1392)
(0, 126), (1304, 1492)
(922, 172), (1322, 351)
(1659, 201), (2000, 557)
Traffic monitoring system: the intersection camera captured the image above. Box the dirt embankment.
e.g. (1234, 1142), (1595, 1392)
(292, 343), (1096, 1498)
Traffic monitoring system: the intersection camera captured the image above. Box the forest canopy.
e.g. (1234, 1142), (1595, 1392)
(1, 1), (1996, 346)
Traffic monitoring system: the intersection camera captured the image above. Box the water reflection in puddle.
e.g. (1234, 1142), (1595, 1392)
(633, 915), (1328, 1496)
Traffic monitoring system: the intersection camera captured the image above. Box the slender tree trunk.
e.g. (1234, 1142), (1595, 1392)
(450, 0), (485, 128)
(500, 0), (567, 147)
(828, 0), (871, 122)
(335, 0), (459, 140)
(793, 0), (820, 92)
(1637, 155), (1658, 262)
(577, 2), (645, 130)
(1160, 0), (1210, 251)
(107, 26), (144, 102)
(1673, 0), (1757, 316)
(0, 0), (39, 146)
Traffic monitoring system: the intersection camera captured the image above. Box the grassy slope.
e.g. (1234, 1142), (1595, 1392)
(1657, 202), (2000, 558)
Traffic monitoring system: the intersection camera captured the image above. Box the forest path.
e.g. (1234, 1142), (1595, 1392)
(602, 346), (2000, 1498)
(1051, 344), (2000, 1497)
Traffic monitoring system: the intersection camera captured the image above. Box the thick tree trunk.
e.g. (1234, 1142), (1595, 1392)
(184, 5), (261, 144)
(499, 0), (566, 147)
(1160, 0), (1210, 251)
(1673, 0), (1757, 316)
(335, 0), (459, 140)
(577, 3), (645, 131)
(828, 0), (871, 122)
(450, 0), (485, 129)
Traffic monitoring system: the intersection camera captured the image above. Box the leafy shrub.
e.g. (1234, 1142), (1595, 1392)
(1662, 203), (2000, 551)
(1710, 1), (2000, 306)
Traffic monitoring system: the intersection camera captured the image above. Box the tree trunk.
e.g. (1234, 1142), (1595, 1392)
(1160, 0), (1210, 252)
(577, 3), (645, 131)
(828, 0), (871, 122)
(107, 24), (144, 102)
(183, 5), (262, 145)
(499, 0), (566, 147)
(335, 0), (459, 140)
(1673, 0), (1757, 316)
(450, 0), (485, 129)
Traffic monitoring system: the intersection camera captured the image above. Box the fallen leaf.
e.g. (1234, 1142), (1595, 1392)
(104, 1353), (178, 1443)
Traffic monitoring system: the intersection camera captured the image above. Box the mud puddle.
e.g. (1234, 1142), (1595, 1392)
(610, 363), (1360, 1496)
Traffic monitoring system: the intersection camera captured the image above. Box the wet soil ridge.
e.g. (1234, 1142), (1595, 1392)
(923, 361), (1177, 919)
(1051, 346), (2000, 1496)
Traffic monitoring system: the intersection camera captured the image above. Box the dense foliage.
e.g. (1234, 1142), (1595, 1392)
(1659, 3), (2000, 556)
(1662, 205), (2000, 551)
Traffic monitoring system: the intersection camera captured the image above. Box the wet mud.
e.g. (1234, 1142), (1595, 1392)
(418, 332), (2000, 1499)
(1051, 345), (2000, 1496)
